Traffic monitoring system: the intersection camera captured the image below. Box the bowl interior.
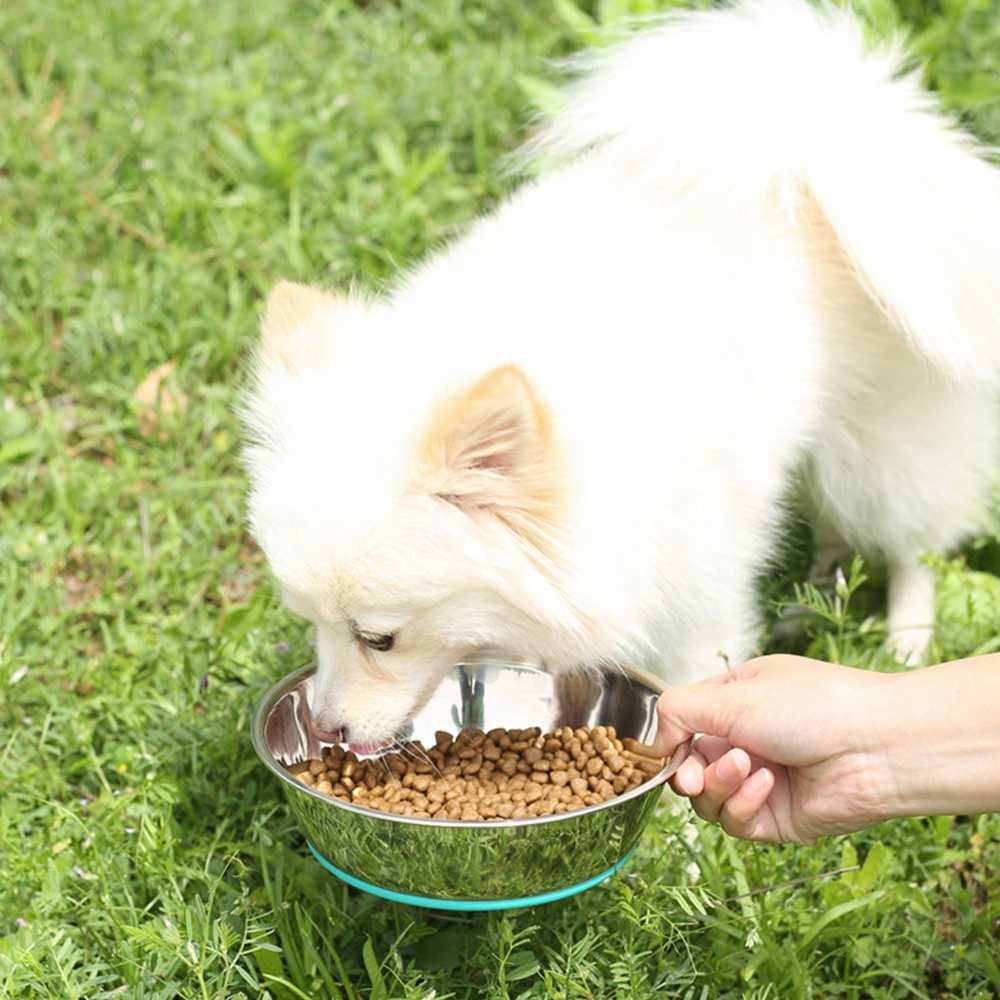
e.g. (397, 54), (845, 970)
(259, 660), (664, 769)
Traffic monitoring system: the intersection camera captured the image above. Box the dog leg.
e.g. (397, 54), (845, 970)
(811, 343), (997, 669)
(886, 557), (935, 666)
(666, 618), (760, 684)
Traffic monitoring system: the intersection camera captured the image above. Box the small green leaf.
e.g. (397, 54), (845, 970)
(362, 938), (387, 1000)
(0, 435), (42, 464)
(980, 944), (1000, 992)
(856, 842), (891, 892)
(506, 948), (540, 981)
(260, 975), (317, 1000)
(373, 134), (406, 178)
(845, 0), (902, 41)
(840, 840), (858, 874)
(220, 605), (254, 639)
(408, 145), (451, 190)
(411, 927), (471, 971)
(516, 74), (567, 117)
(252, 944), (291, 1000)
(553, 0), (598, 40)
(213, 125), (259, 173)
(802, 890), (886, 947)
(853, 935), (875, 968)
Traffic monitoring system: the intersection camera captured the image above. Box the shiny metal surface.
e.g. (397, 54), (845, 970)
(252, 659), (685, 902)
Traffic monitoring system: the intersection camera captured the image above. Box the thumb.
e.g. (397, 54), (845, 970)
(649, 678), (745, 757)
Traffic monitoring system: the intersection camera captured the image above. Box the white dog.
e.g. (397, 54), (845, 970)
(242, 0), (1000, 747)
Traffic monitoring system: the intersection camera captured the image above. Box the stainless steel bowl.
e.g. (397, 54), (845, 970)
(251, 659), (685, 910)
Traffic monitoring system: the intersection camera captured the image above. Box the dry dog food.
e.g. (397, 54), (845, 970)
(286, 726), (666, 820)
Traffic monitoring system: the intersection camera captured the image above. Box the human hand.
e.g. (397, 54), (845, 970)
(652, 655), (899, 843)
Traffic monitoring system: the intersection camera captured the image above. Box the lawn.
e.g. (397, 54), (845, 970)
(2, 0), (1000, 996)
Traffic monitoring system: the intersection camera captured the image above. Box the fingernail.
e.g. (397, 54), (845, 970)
(717, 751), (743, 782)
(677, 759), (702, 795)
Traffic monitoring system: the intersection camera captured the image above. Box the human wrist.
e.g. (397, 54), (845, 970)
(871, 658), (1000, 821)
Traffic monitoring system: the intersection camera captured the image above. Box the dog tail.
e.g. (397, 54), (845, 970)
(522, 0), (1000, 383)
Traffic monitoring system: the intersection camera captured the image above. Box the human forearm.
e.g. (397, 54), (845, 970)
(875, 654), (1000, 820)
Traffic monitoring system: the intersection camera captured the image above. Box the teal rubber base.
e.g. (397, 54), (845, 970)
(307, 842), (636, 911)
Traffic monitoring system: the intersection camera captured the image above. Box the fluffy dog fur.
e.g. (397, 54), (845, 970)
(242, 0), (1000, 744)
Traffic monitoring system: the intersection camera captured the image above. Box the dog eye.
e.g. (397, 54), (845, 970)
(351, 624), (395, 652)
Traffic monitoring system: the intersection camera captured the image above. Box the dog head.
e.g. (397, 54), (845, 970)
(242, 281), (592, 746)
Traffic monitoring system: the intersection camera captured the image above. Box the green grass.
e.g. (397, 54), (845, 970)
(2, 0), (1000, 996)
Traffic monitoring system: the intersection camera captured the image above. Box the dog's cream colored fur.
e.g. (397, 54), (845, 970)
(243, 0), (1000, 743)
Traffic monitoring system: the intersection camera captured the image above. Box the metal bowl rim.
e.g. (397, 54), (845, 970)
(251, 661), (680, 830)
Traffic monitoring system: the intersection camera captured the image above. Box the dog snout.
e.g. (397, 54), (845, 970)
(309, 707), (345, 742)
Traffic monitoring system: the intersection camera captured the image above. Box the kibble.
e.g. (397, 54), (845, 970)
(285, 727), (666, 822)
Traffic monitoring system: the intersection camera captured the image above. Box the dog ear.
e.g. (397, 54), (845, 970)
(258, 280), (345, 373)
(419, 365), (562, 540)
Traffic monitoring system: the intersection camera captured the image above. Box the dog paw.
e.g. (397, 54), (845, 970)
(886, 626), (931, 667)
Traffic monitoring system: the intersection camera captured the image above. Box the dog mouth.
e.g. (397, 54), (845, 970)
(307, 720), (344, 743)
(347, 739), (395, 756)
(306, 720), (395, 756)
